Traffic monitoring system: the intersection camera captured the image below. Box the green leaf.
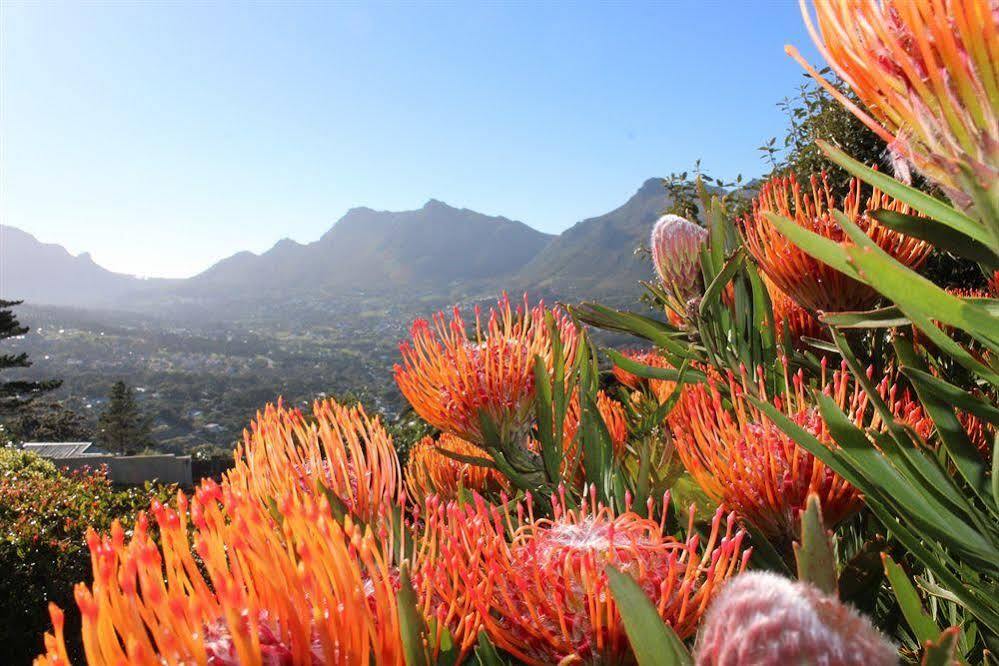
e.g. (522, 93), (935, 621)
(433, 446), (497, 470)
(882, 554), (942, 644)
(900, 366), (999, 427)
(818, 140), (989, 246)
(794, 494), (838, 595)
(397, 562), (429, 666)
(606, 565), (693, 666)
(821, 306), (911, 329)
(817, 392), (995, 565)
(699, 250), (744, 318)
(533, 354), (559, 482)
(843, 240), (999, 350)
(744, 521), (793, 575)
(894, 338), (991, 506)
(571, 303), (690, 357)
(873, 209), (999, 269)
(605, 348), (706, 385)
(315, 479), (349, 524)
(474, 633), (507, 666)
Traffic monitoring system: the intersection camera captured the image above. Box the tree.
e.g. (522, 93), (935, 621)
(759, 75), (887, 196)
(96, 381), (153, 455)
(0, 300), (60, 417)
(8, 402), (92, 443)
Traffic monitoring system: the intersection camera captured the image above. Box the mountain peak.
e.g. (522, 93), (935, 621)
(422, 198), (452, 211)
(637, 177), (664, 197)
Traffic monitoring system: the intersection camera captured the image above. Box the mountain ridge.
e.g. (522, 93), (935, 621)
(3, 179), (671, 311)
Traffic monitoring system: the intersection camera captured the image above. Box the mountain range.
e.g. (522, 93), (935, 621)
(1, 177), (671, 314)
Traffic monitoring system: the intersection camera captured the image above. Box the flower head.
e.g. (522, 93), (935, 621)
(395, 294), (578, 448)
(227, 398), (403, 524)
(555, 390), (630, 483)
(421, 490), (749, 665)
(766, 277), (827, 348)
(694, 571), (896, 665)
(668, 361), (928, 539)
(405, 433), (510, 504)
(651, 215), (709, 315)
(788, 0), (998, 206)
(743, 174), (931, 312)
(36, 483), (404, 665)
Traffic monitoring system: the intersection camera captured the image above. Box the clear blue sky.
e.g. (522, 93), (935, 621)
(2, 1), (818, 279)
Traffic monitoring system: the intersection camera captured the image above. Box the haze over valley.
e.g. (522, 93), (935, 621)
(3, 177), (670, 451)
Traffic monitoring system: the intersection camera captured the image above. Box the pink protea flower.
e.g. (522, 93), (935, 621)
(651, 214), (708, 301)
(694, 572), (897, 666)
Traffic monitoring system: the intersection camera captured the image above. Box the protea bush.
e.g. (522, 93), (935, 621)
(30, 0), (998, 662)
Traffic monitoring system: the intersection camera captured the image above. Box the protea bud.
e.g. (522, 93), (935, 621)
(651, 214), (708, 300)
(694, 572), (897, 665)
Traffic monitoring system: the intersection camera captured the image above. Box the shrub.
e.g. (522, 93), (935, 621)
(0, 448), (174, 663)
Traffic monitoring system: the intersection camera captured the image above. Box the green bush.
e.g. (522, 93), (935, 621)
(0, 448), (174, 663)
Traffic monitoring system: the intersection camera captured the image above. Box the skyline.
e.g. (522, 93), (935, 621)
(2, 1), (820, 278)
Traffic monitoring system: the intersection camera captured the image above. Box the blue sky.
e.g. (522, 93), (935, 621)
(2, 1), (818, 279)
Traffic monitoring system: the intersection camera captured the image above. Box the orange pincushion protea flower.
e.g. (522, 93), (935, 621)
(743, 174), (931, 313)
(405, 433), (510, 503)
(35, 483), (403, 666)
(765, 277), (827, 348)
(226, 398), (402, 524)
(669, 362), (931, 539)
(788, 0), (998, 205)
(395, 294), (579, 447)
(420, 490), (750, 666)
(563, 390), (629, 456)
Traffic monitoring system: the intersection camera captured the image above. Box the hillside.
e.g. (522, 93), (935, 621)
(183, 200), (553, 300)
(0, 226), (168, 307)
(514, 178), (668, 300)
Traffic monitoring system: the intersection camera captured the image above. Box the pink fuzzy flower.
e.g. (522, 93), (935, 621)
(694, 572), (897, 666)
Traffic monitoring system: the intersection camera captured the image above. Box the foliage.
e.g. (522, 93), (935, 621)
(95, 380), (153, 455)
(5, 401), (92, 443)
(759, 76), (886, 197)
(0, 448), (174, 664)
(0, 300), (60, 416)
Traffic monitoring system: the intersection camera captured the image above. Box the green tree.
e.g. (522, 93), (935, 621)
(760, 76), (886, 196)
(96, 380), (153, 455)
(9, 402), (92, 443)
(0, 300), (60, 417)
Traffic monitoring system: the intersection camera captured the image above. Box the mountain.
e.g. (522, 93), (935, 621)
(514, 178), (668, 300)
(0, 225), (167, 308)
(3, 178), (675, 312)
(184, 200), (554, 299)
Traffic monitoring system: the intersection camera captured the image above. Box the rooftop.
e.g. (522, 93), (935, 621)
(21, 442), (101, 459)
